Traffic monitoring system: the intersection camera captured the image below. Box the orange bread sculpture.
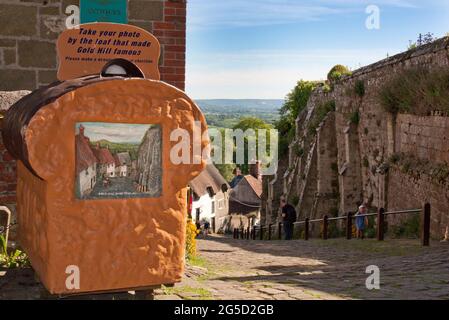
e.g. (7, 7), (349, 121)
(2, 73), (209, 294)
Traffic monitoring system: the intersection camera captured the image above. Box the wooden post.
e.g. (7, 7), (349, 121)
(240, 228), (244, 239)
(278, 222), (282, 240)
(246, 226), (250, 240)
(304, 218), (309, 241)
(346, 213), (353, 240)
(268, 224), (272, 240)
(377, 208), (385, 241)
(233, 228), (237, 239)
(260, 226), (264, 240)
(252, 226), (256, 240)
(322, 215), (328, 240)
(422, 203), (431, 247)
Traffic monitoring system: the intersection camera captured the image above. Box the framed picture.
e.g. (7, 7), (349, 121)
(75, 122), (162, 200)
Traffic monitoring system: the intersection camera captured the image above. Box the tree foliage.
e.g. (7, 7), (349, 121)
(275, 80), (318, 155)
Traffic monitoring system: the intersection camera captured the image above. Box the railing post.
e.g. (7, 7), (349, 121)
(422, 203), (431, 247)
(252, 226), (256, 240)
(240, 228), (244, 239)
(278, 222), (282, 240)
(246, 226), (250, 240)
(304, 218), (309, 241)
(377, 208), (385, 241)
(322, 215), (328, 240)
(346, 212), (353, 240)
(233, 228), (236, 239)
(268, 224), (272, 240)
(260, 226), (264, 240)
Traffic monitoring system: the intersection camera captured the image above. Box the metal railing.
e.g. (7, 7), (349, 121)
(233, 203), (431, 247)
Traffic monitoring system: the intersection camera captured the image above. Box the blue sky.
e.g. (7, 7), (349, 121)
(185, 0), (449, 99)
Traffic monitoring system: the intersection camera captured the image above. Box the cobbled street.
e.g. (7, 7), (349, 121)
(1, 235), (448, 300)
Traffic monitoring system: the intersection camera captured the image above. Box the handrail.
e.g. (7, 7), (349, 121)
(234, 204), (431, 247)
(0, 206), (12, 250)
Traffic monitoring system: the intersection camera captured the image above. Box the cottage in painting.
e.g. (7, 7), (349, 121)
(93, 145), (116, 178)
(114, 152), (132, 177)
(75, 125), (98, 197)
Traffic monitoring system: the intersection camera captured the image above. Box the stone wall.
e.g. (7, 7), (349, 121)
(395, 114), (449, 164)
(0, 0), (186, 90)
(266, 37), (449, 238)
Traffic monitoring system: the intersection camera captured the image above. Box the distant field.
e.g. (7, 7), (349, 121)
(196, 99), (283, 128)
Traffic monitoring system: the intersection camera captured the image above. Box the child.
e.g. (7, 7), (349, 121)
(355, 205), (369, 239)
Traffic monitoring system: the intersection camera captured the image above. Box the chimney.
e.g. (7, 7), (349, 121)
(249, 160), (262, 181)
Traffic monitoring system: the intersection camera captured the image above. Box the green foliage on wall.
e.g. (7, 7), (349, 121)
(379, 67), (449, 116)
(308, 100), (336, 134)
(349, 110), (360, 125)
(389, 152), (449, 185)
(354, 80), (366, 97)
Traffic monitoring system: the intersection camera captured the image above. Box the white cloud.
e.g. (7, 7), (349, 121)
(187, 0), (430, 30)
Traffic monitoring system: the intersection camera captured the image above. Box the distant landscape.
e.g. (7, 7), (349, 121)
(196, 99), (283, 128)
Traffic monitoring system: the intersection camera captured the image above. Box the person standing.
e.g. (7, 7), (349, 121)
(355, 204), (369, 239)
(280, 197), (297, 240)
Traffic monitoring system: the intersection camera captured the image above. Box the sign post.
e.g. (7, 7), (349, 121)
(80, 0), (128, 24)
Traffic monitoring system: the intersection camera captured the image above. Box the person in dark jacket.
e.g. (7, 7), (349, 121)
(280, 197), (297, 240)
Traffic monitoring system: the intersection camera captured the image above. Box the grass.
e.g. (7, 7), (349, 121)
(379, 67), (449, 116)
(163, 285), (213, 300)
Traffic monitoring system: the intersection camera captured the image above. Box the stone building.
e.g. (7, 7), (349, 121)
(0, 0), (186, 91)
(264, 37), (449, 238)
(189, 164), (230, 233)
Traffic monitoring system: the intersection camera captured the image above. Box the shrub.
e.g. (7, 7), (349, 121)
(349, 111), (360, 125)
(185, 219), (199, 259)
(379, 67), (449, 116)
(355, 80), (365, 97)
(327, 65), (352, 82)
(0, 235), (29, 268)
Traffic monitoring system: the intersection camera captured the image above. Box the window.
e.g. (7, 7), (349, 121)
(218, 199), (224, 209)
(211, 201), (215, 214)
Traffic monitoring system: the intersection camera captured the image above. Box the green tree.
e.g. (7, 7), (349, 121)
(275, 80), (318, 155)
(232, 117), (273, 174)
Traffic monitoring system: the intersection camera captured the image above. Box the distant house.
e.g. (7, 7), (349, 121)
(228, 162), (263, 229)
(93, 145), (116, 178)
(75, 125), (98, 197)
(114, 152), (131, 177)
(189, 164), (229, 233)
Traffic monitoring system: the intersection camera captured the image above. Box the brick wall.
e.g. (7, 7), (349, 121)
(0, 0), (186, 91)
(0, 0), (186, 211)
